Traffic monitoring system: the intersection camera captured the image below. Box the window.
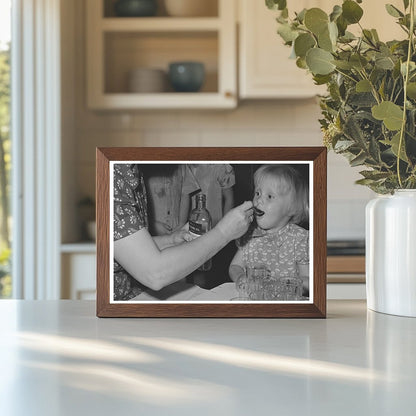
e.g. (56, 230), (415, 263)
(0, 0), (11, 298)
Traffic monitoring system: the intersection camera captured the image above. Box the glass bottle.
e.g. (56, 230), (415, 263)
(189, 193), (212, 271)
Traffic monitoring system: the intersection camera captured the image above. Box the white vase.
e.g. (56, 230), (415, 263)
(366, 189), (416, 317)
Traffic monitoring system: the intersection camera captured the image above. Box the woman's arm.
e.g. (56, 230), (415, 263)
(153, 224), (191, 250)
(114, 201), (253, 291)
(222, 187), (234, 216)
(229, 248), (245, 282)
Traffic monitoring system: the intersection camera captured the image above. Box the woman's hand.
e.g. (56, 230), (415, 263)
(215, 201), (254, 241)
(171, 223), (196, 245)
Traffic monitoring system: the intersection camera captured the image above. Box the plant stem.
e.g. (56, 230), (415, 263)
(334, 68), (358, 84)
(397, 0), (415, 188)
(358, 69), (381, 104)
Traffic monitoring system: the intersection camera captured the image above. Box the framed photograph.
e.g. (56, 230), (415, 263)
(96, 147), (327, 318)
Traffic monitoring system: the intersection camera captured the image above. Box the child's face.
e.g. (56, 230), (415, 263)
(253, 176), (293, 231)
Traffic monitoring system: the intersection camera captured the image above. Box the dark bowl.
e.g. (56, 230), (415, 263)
(168, 62), (205, 92)
(114, 0), (157, 17)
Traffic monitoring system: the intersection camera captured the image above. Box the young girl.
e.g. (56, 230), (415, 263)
(229, 164), (309, 294)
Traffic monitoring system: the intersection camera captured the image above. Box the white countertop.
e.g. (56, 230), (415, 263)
(0, 300), (415, 415)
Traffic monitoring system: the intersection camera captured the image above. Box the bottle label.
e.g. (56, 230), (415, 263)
(189, 220), (206, 236)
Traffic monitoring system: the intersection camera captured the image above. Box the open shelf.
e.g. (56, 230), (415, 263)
(86, 0), (236, 109)
(104, 31), (218, 94)
(103, 0), (219, 18)
(101, 17), (221, 31)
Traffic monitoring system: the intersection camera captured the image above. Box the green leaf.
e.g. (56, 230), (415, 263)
(375, 55), (395, 70)
(407, 109), (416, 137)
(343, 114), (367, 147)
(403, 0), (410, 10)
(350, 151), (368, 167)
(296, 57), (308, 69)
(336, 15), (348, 36)
(334, 139), (355, 151)
(305, 48), (336, 75)
(318, 27), (334, 52)
(369, 136), (382, 163)
(371, 29), (380, 43)
(407, 82), (416, 99)
(296, 8), (307, 23)
(339, 31), (356, 43)
(276, 14), (288, 24)
(333, 60), (352, 70)
(330, 5), (342, 22)
(363, 29), (376, 46)
(372, 101), (404, 130)
(393, 60), (402, 79)
(385, 4), (404, 18)
(266, 0), (287, 11)
(350, 54), (368, 70)
(399, 14), (411, 29)
(313, 74), (332, 85)
(277, 23), (299, 43)
(356, 79), (372, 92)
(401, 61), (416, 76)
(328, 21), (338, 45)
(360, 170), (391, 181)
(378, 77), (386, 100)
(348, 92), (377, 107)
(342, 0), (364, 24)
(294, 33), (316, 58)
(304, 8), (329, 35)
(390, 132), (409, 162)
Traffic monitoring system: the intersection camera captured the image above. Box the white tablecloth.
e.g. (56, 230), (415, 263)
(131, 281), (238, 301)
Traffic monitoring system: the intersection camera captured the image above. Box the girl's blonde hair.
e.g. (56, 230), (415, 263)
(253, 164), (309, 225)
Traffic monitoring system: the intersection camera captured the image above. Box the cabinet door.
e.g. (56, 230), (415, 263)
(61, 253), (96, 300)
(239, 0), (404, 99)
(239, 0), (326, 99)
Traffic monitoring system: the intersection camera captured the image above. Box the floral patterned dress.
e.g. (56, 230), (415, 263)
(113, 164), (148, 300)
(238, 223), (309, 279)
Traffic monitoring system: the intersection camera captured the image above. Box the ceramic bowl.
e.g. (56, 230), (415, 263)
(164, 0), (217, 17)
(114, 0), (157, 17)
(128, 68), (167, 93)
(168, 62), (205, 92)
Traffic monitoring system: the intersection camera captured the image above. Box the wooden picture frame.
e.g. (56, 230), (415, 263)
(96, 147), (327, 318)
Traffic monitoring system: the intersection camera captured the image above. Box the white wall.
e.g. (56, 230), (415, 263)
(61, 0), (375, 243)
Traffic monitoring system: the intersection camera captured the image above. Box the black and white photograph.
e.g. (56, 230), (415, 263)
(97, 147), (326, 317)
(111, 161), (312, 303)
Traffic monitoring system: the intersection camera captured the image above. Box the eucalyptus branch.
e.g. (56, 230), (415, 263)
(358, 69), (381, 104)
(393, 85), (404, 104)
(397, 0), (415, 188)
(267, 0), (416, 193)
(390, 79), (398, 102)
(334, 68), (359, 84)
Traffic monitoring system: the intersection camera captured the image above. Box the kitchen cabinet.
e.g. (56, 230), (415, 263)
(86, 0), (237, 109)
(61, 244), (96, 300)
(238, 0), (404, 99)
(238, 0), (326, 99)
